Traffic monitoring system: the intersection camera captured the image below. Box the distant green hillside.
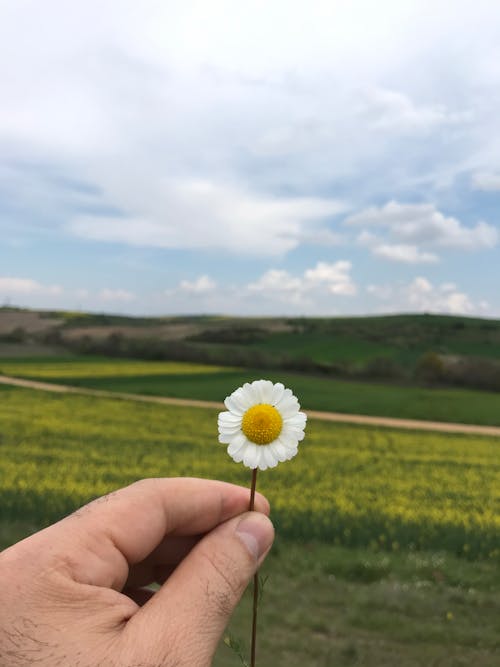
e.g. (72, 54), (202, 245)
(1, 308), (500, 391)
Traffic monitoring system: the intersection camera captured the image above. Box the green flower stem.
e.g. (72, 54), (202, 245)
(249, 467), (258, 512)
(249, 467), (258, 667)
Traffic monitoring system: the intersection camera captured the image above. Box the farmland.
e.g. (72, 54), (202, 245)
(2, 307), (500, 393)
(2, 384), (499, 557)
(1, 383), (500, 665)
(1, 355), (500, 426)
(2, 346), (500, 667)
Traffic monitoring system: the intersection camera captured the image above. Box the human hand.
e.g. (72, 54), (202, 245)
(0, 477), (274, 666)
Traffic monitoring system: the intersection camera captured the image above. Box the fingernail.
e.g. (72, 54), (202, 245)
(236, 513), (274, 560)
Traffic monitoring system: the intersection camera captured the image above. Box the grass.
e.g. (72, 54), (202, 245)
(187, 312), (500, 366)
(193, 333), (416, 366)
(1, 519), (499, 666)
(2, 384), (499, 665)
(247, 327), (500, 366)
(2, 355), (500, 426)
(215, 541), (500, 667)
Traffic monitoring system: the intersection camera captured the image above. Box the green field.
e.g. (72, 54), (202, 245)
(49, 310), (500, 364)
(217, 543), (500, 667)
(243, 314), (500, 365)
(1, 383), (499, 665)
(3, 309), (500, 396)
(2, 355), (500, 426)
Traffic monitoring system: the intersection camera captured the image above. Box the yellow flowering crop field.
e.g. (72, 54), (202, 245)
(2, 355), (500, 426)
(0, 358), (228, 379)
(1, 385), (499, 560)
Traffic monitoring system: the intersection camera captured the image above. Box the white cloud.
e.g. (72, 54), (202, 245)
(406, 277), (474, 313)
(247, 269), (302, 294)
(303, 261), (357, 295)
(2, 0), (498, 248)
(347, 201), (498, 254)
(177, 275), (216, 293)
(472, 172), (500, 191)
(356, 86), (466, 133)
(98, 288), (135, 302)
(296, 228), (346, 246)
(367, 276), (487, 315)
(357, 230), (379, 246)
(68, 181), (345, 257)
(0, 276), (62, 296)
(0, 1), (500, 319)
(372, 244), (439, 264)
(248, 260), (357, 303)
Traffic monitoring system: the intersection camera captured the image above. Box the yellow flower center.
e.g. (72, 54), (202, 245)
(241, 404), (283, 445)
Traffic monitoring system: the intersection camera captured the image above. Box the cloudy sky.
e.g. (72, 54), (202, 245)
(1, 0), (500, 317)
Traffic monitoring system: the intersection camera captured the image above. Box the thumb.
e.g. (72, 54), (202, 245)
(128, 511), (274, 666)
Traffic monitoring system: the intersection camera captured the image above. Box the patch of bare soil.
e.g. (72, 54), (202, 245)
(62, 319), (295, 341)
(0, 311), (62, 334)
(62, 322), (204, 341)
(0, 342), (69, 358)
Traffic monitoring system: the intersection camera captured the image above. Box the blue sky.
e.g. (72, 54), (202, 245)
(1, 0), (500, 317)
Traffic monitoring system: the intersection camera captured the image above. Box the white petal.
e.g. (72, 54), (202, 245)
(277, 434), (299, 452)
(275, 390), (297, 411)
(250, 380), (265, 400)
(224, 395), (245, 416)
(276, 387), (293, 404)
(243, 443), (259, 468)
(221, 432), (248, 445)
(277, 397), (300, 419)
(254, 447), (266, 470)
(218, 417), (241, 428)
(218, 423), (243, 435)
(285, 412), (307, 428)
(281, 421), (305, 435)
(217, 413), (241, 428)
(218, 411), (242, 424)
(270, 440), (288, 462)
(270, 382), (285, 405)
(218, 420), (243, 431)
(281, 425), (305, 442)
(278, 431), (298, 448)
(284, 426), (305, 439)
(218, 429), (243, 441)
(278, 437), (298, 459)
(262, 445), (278, 469)
(243, 382), (260, 405)
(239, 384), (258, 405)
(231, 441), (248, 463)
(252, 379), (274, 403)
(226, 387), (253, 412)
(227, 432), (248, 455)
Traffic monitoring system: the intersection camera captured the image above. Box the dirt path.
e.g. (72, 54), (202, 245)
(1, 374), (500, 437)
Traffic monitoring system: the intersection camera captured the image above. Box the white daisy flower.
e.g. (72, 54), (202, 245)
(218, 379), (307, 470)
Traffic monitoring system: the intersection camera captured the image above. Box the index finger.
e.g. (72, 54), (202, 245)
(12, 478), (270, 591)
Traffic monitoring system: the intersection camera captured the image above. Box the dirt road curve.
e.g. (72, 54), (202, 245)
(1, 374), (499, 437)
